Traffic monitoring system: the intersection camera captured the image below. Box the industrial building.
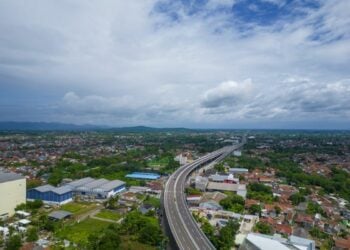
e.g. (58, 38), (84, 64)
(125, 172), (160, 180)
(0, 171), (26, 218)
(27, 184), (73, 205)
(27, 177), (126, 203)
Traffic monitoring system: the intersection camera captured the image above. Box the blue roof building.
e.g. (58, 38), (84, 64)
(125, 172), (160, 180)
(27, 184), (73, 205)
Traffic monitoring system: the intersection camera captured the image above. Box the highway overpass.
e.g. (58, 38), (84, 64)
(163, 143), (245, 250)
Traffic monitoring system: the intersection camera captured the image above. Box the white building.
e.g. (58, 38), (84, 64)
(0, 171), (26, 218)
(239, 233), (315, 250)
(174, 154), (187, 165)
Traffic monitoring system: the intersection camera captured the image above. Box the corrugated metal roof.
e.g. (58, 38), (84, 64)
(0, 171), (25, 183)
(81, 178), (109, 189)
(67, 177), (95, 187)
(53, 185), (72, 195)
(48, 210), (72, 220)
(35, 184), (55, 192)
(98, 180), (125, 192)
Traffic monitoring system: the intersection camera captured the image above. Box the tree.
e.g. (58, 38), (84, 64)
(289, 193), (305, 205)
(216, 220), (240, 250)
(249, 204), (262, 215)
(26, 227), (38, 242)
(254, 222), (272, 235)
(88, 225), (121, 250)
(220, 194), (245, 213)
(5, 234), (22, 250)
(306, 202), (324, 216)
(139, 223), (163, 246)
(274, 206), (282, 216)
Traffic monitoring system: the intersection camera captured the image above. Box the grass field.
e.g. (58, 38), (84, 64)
(147, 157), (169, 168)
(56, 218), (111, 244)
(120, 236), (156, 250)
(60, 202), (98, 216)
(95, 209), (122, 221)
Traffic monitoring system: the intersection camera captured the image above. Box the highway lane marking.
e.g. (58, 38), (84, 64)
(164, 144), (244, 250)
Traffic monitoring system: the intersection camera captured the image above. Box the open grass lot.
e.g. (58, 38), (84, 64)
(95, 209), (122, 221)
(147, 157), (169, 168)
(120, 236), (156, 250)
(60, 202), (98, 216)
(56, 218), (111, 244)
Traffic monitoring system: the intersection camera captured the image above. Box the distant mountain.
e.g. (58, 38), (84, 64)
(106, 125), (195, 133)
(0, 122), (195, 132)
(0, 122), (103, 131)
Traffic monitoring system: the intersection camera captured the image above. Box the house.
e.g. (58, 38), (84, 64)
(139, 204), (155, 215)
(294, 214), (314, 229)
(201, 192), (227, 204)
(334, 237), (350, 250)
(199, 200), (223, 211)
(275, 224), (293, 235)
(119, 192), (140, 207)
(186, 195), (202, 206)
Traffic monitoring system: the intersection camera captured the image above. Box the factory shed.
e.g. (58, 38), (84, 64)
(48, 210), (72, 221)
(27, 184), (73, 205)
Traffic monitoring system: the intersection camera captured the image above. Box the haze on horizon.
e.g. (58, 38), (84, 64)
(0, 0), (349, 129)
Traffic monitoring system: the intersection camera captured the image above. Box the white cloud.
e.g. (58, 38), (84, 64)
(201, 79), (253, 108)
(0, 0), (349, 128)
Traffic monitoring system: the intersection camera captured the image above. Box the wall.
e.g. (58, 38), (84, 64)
(0, 178), (26, 217)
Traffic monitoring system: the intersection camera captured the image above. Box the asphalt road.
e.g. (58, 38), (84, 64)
(164, 144), (243, 250)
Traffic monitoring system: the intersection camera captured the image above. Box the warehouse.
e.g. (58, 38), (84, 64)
(0, 171), (26, 218)
(28, 177), (126, 203)
(27, 184), (73, 205)
(66, 177), (126, 199)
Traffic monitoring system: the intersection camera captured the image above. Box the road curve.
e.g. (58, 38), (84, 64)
(164, 144), (244, 250)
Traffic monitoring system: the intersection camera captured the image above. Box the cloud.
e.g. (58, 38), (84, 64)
(201, 79), (253, 108)
(0, 0), (349, 128)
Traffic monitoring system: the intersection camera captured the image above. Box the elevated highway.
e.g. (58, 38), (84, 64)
(163, 142), (245, 250)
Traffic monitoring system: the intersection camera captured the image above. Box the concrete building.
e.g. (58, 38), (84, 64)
(209, 173), (239, 184)
(174, 154), (188, 165)
(195, 176), (208, 191)
(207, 182), (247, 198)
(0, 171), (26, 218)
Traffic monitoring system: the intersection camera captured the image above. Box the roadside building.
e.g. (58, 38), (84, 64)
(195, 176), (208, 191)
(0, 171), (26, 218)
(209, 173), (239, 184)
(207, 182), (247, 198)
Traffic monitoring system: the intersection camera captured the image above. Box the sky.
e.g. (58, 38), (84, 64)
(0, 0), (349, 129)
